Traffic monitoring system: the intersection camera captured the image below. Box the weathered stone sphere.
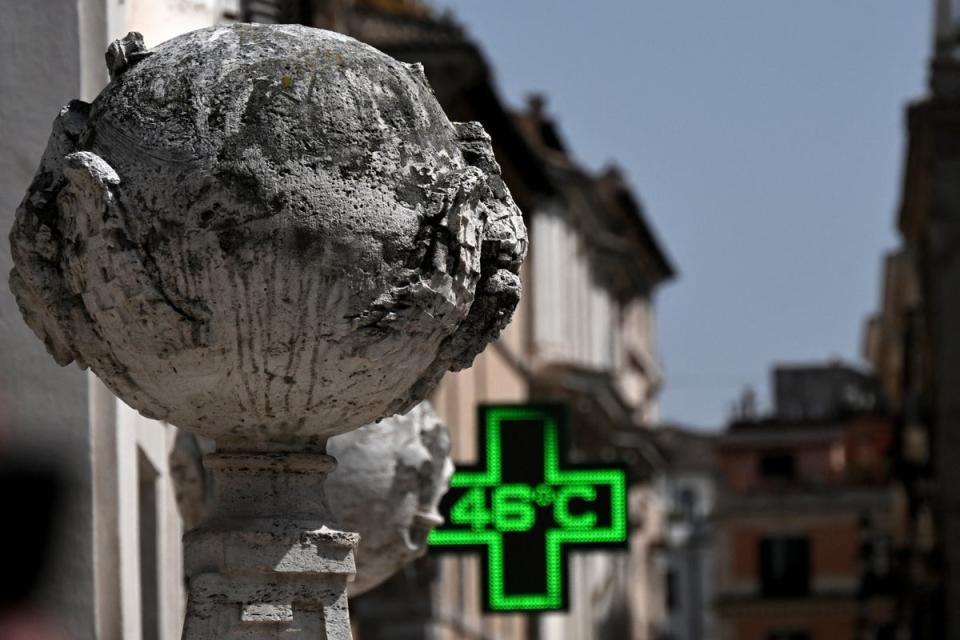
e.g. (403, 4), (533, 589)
(9, 25), (526, 446)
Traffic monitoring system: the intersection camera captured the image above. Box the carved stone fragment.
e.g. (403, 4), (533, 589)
(326, 402), (453, 596)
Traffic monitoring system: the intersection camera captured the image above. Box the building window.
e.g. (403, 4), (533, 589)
(860, 515), (895, 595)
(241, 0), (309, 24)
(676, 486), (697, 518)
(766, 632), (810, 640)
(665, 568), (678, 612)
(759, 536), (809, 598)
(759, 452), (796, 481)
(138, 450), (160, 640)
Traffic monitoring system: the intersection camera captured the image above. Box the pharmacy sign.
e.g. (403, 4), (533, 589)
(428, 404), (629, 612)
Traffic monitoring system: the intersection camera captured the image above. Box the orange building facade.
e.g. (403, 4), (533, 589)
(714, 367), (897, 640)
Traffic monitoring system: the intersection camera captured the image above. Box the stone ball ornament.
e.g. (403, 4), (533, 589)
(9, 25), (526, 446)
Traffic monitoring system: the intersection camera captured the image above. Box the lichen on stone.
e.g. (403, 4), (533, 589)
(8, 24), (526, 445)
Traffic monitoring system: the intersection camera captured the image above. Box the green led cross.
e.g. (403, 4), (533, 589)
(428, 405), (628, 612)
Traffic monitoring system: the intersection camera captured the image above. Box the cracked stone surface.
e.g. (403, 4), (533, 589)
(9, 23), (527, 447)
(326, 402), (452, 596)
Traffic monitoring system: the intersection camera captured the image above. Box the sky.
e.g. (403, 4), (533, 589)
(431, 0), (933, 429)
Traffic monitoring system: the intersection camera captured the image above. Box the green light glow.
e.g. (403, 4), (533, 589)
(428, 405), (629, 612)
(492, 485), (536, 532)
(554, 485), (597, 529)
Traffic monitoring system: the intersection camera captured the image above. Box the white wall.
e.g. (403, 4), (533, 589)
(1, 2), (224, 637)
(532, 209), (621, 372)
(658, 471), (718, 640)
(123, 0), (237, 47)
(0, 2), (102, 636)
(531, 207), (665, 423)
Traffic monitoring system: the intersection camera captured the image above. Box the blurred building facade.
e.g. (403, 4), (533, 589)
(654, 427), (719, 640)
(862, 1), (960, 637)
(714, 363), (897, 640)
(1, 3), (242, 638)
(279, 2), (678, 638)
(1, 0), (678, 639)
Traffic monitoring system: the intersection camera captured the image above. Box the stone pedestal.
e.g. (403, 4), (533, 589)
(182, 451), (358, 639)
(8, 23), (527, 640)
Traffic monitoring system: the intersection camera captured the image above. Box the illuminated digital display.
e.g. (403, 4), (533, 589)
(428, 404), (629, 612)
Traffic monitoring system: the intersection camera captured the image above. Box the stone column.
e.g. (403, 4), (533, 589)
(8, 23), (526, 640)
(183, 451), (357, 638)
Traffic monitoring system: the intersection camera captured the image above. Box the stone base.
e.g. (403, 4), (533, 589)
(182, 451), (358, 639)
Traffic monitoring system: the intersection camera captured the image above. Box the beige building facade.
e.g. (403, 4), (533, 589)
(337, 5), (676, 635)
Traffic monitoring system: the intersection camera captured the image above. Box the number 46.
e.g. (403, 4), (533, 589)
(450, 485), (597, 532)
